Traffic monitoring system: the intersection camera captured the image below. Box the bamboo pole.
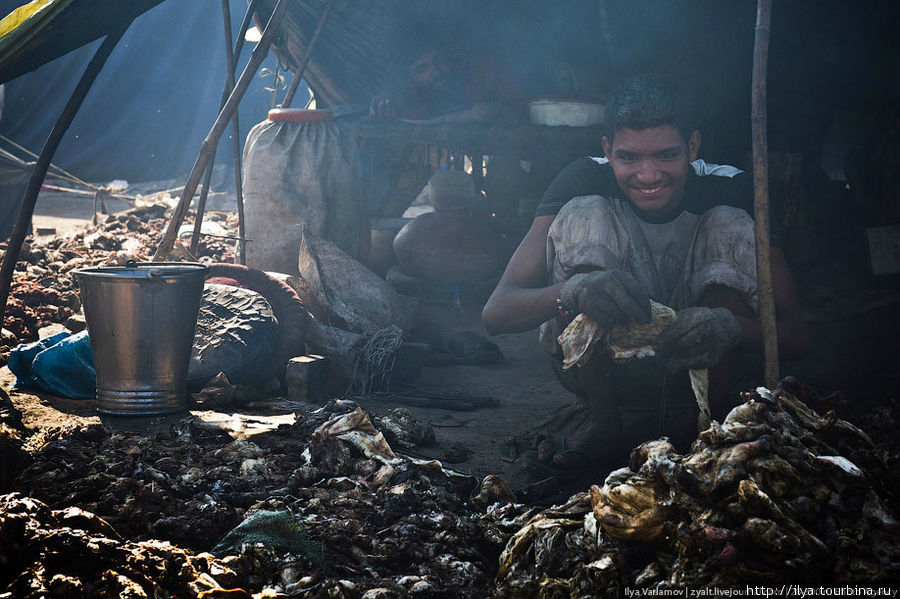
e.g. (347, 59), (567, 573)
(233, 0), (262, 65)
(751, 0), (779, 388)
(190, 0), (248, 263)
(154, 0), (287, 261)
(282, 0), (336, 108)
(189, 163), (215, 256)
(0, 29), (127, 336)
(221, 0), (248, 265)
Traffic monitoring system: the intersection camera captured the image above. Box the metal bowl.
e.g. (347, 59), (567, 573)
(529, 99), (604, 127)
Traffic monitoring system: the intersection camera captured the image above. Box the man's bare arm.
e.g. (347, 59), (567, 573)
(482, 215), (563, 335)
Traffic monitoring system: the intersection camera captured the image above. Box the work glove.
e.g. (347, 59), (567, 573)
(657, 307), (742, 372)
(559, 270), (651, 328)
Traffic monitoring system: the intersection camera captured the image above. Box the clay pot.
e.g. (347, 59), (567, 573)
(393, 207), (506, 283)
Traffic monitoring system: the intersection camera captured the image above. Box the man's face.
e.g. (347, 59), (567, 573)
(601, 125), (701, 219)
(410, 50), (451, 90)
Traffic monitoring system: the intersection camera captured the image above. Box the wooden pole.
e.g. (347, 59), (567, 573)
(191, 0), (248, 263)
(233, 0), (262, 65)
(154, 0), (287, 261)
(751, 0), (779, 388)
(282, 0), (336, 108)
(0, 29), (126, 336)
(221, 0), (248, 265)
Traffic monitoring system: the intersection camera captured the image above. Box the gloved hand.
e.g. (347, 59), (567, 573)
(657, 306), (742, 372)
(559, 270), (651, 328)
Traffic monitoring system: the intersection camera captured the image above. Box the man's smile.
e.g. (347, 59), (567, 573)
(632, 184), (667, 195)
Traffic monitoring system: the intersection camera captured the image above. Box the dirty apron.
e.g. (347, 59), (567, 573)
(542, 194), (760, 448)
(242, 111), (365, 274)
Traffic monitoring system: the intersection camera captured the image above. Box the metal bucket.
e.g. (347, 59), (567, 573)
(73, 262), (208, 415)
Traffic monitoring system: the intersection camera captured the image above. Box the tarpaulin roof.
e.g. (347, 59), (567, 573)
(0, 0), (281, 183)
(0, 0), (165, 84)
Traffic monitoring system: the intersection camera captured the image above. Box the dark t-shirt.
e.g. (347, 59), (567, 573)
(534, 157), (778, 244)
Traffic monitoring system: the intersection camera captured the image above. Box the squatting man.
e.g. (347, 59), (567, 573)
(482, 73), (810, 480)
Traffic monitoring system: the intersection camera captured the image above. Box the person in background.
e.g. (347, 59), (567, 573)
(481, 73), (809, 481)
(369, 28), (527, 125)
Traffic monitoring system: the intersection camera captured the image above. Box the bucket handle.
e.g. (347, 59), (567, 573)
(125, 259), (164, 280)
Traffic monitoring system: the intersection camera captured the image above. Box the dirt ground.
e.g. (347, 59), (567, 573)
(0, 324), (575, 492)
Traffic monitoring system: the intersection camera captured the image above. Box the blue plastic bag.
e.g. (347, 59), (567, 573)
(8, 331), (96, 399)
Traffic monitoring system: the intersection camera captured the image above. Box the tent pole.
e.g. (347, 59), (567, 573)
(191, 0), (248, 264)
(233, 0), (262, 64)
(0, 28), (127, 339)
(221, 0), (247, 265)
(189, 162), (215, 256)
(154, 0), (287, 261)
(751, 0), (779, 388)
(282, 0), (336, 108)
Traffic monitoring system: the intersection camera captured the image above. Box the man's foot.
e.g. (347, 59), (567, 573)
(525, 426), (617, 483)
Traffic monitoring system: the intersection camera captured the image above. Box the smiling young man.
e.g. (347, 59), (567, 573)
(482, 73), (809, 481)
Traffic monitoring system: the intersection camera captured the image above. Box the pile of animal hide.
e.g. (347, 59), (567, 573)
(493, 381), (900, 595)
(5, 401), (504, 598)
(2, 376), (899, 596)
(0, 204), (237, 365)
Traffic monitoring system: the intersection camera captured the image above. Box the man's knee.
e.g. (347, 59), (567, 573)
(696, 205), (756, 262)
(689, 206), (758, 312)
(549, 195), (626, 277)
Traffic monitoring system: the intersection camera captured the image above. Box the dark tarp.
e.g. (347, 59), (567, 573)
(0, 0), (164, 84)
(0, 0), (288, 184)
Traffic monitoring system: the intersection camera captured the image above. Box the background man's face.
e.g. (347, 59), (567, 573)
(410, 50), (451, 90)
(602, 125), (701, 219)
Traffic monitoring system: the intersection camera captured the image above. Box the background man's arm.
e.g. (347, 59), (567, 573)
(698, 247), (810, 360)
(737, 248), (810, 360)
(482, 215), (564, 334)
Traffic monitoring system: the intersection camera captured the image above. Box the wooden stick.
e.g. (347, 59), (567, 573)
(220, 0), (247, 265)
(0, 29), (126, 336)
(282, 0), (336, 108)
(233, 0), (262, 64)
(597, 0), (615, 71)
(154, 0), (287, 261)
(751, 0), (779, 388)
(192, 0), (247, 261)
(189, 164), (215, 255)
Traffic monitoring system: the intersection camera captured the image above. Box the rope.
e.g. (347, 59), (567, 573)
(345, 325), (404, 399)
(0, 134), (139, 202)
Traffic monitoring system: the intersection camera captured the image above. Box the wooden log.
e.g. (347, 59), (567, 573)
(154, 0), (287, 261)
(0, 29), (126, 336)
(751, 0), (779, 388)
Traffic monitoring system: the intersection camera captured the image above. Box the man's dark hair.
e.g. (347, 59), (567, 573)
(603, 73), (696, 142)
